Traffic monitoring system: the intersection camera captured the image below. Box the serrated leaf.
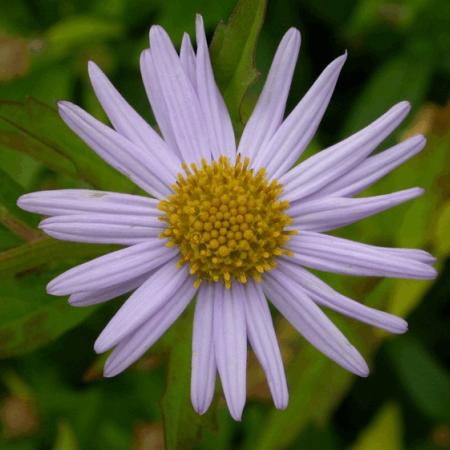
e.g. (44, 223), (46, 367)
(210, 0), (266, 128)
(0, 98), (135, 192)
(350, 403), (403, 450)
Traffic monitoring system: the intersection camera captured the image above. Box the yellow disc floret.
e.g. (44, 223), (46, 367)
(158, 155), (294, 288)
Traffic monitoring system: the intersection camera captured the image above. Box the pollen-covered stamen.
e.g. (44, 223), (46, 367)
(158, 155), (294, 288)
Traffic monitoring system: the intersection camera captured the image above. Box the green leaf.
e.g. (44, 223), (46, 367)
(341, 56), (432, 138)
(350, 403), (403, 450)
(0, 238), (115, 277)
(0, 98), (135, 192)
(0, 274), (96, 358)
(161, 305), (215, 450)
(0, 167), (40, 242)
(45, 16), (123, 56)
(433, 201), (450, 257)
(210, 0), (266, 129)
(53, 420), (79, 450)
(387, 336), (450, 421)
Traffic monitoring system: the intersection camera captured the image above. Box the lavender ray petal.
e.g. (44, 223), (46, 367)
(277, 260), (407, 333)
(243, 281), (288, 409)
(140, 49), (181, 156)
(88, 61), (181, 171)
(149, 26), (211, 164)
(191, 283), (216, 414)
(39, 213), (165, 245)
(94, 259), (188, 353)
(254, 54), (346, 179)
(47, 239), (176, 295)
(195, 15), (236, 160)
(288, 187), (423, 232)
(311, 135), (426, 198)
(238, 28), (301, 161)
(17, 189), (158, 217)
(263, 272), (369, 376)
(213, 283), (247, 421)
(180, 32), (197, 90)
(104, 277), (196, 377)
(58, 101), (172, 198)
(69, 272), (152, 307)
(286, 232), (437, 279)
(280, 101), (411, 202)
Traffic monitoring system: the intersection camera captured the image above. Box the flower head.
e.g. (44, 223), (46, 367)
(18, 15), (436, 420)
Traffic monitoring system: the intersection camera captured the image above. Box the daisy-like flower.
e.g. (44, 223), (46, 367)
(18, 16), (436, 420)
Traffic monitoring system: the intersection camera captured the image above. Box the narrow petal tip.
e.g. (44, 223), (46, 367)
(397, 100), (411, 114)
(285, 27), (301, 45)
(195, 13), (204, 25)
(410, 133), (427, 149)
(274, 396), (289, 410)
(396, 319), (409, 334)
(16, 194), (28, 210)
(94, 337), (108, 355)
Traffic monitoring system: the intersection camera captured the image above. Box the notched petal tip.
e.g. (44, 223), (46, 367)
(195, 13), (204, 25)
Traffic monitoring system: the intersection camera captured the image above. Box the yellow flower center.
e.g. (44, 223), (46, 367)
(158, 156), (293, 288)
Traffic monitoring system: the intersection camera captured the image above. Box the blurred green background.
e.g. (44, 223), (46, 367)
(0, 0), (449, 449)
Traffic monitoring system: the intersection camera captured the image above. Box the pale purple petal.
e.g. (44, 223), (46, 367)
(243, 281), (288, 409)
(286, 231), (437, 279)
(263, 272), (369, 376)
(94, 259), (189, 353)
(58, 101), (172, 198)
(88, 61), (181, 171)
(254, 54), (347, 179)
(277, 260), (407, 333)
(140, 49), (180, 156)
(214, 283), (247, 421)
(39, 213), (165, 245)
(104, 276), (196, 377)
(195, 15), (236, 160)
(288, 187), (423, 232)
(312, 135), (426, 198)
(191, 283), (216, 414)
(280, 101), (411, 202)
(69, 272), (152, 307)
(47, 239), (176, 295)
(239, 28), (300, 161)
(17, 189), (158, 217)
(180, 33), (197, 89)
(149, 26), (211, 164)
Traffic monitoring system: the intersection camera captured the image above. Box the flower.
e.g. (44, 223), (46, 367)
(17, 15), (436, 421)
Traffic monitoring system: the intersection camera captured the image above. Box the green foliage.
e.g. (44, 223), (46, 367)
(210, 0), (266, 130)
(0, 0), (448, 449)
(388, 336), (450, 422)
(350, 403), (403, 450)
(161, 306), (215, 450)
